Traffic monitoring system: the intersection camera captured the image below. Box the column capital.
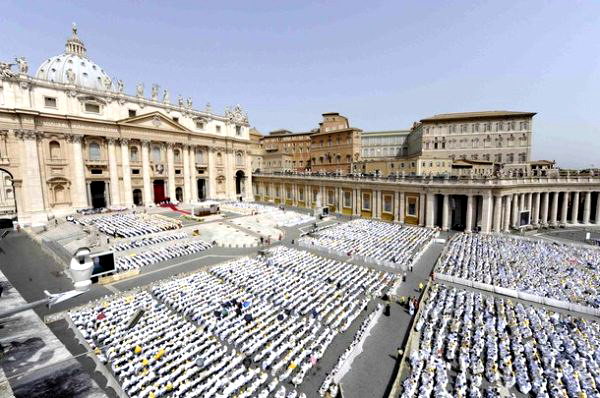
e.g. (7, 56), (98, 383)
(15, 129), (43, 141)
(65, 133), (84, 143)
(119, 137), (130, 146)
(107, 137), (118, 146)
(140, 139), (151, 146)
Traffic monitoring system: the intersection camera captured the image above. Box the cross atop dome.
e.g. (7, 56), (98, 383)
(65, 22), (87, 57)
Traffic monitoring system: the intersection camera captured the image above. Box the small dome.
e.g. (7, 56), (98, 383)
(35, 24), (113, 91)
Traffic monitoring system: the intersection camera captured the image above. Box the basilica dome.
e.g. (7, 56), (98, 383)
(36, 24), (113, 91)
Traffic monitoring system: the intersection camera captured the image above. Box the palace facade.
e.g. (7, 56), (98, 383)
(0, 25), (253, 225)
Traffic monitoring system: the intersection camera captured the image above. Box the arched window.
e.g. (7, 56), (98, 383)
(89, 142), (101, 160)
(130, 146), (139, 161)
(49, 140), (61, 159)
(152, 146), (161, 162)
(174, 149), (182, 163)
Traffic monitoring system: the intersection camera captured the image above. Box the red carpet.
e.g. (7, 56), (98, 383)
(159, 203), (191, 215)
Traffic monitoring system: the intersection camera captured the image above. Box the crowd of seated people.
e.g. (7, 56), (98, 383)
(70, 291), (304, 398)
(298, 219), (436, 269)
(401, 283), (600, 397)
(111, 231), (189, 252)
(72, 212), (182, 238)
(265, 246), (396, 298)
(71, 246), (392, 397)
(114, 239), (212, 271)
(436, 233), (600, 309)
(222, 202), (314, 227)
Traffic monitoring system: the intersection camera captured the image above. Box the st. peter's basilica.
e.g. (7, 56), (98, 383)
(0, 24), (253, 225)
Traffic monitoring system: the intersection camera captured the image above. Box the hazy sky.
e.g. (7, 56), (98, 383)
(1, 1), (599, 167)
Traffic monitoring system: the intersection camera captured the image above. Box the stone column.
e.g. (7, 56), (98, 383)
(596, 193), (600, 225)
(419, 193), (426, 227)
(503, 194), (512, 232)
(141, 140), (152, 205)
(398, 192), (405, 223)
(583, 191), (592, 224)
(393, 191), (399, 222)
(519, 193), (525, 211)
(481, 193), (493, 233)
(337, 187), (343, 213)
(107, 138), (120, 207)
(374, 190), (381, 219)
(442, 194), (450, 231)
(190, 146), (198, 202)
(561, 192), (569, 225)
(182, 145), (191, 203)
(15, 130), (47, 223)
(526, 192), (532, 212)
(540, 192), (549, 226)
(245, 151), (253, 201)
(120, 139), (133, 207)
(166, 143), (176, 202)
(464, 194), (474, 232)
(492, 195), (502, 232)
(68, 133), (88, 209)
(86, 181), (92, 207)
(532, 192), (540, 226)
(207, 148), (216, 199)
(571, 191), (580, 224)
(511, 194), (519, 228)
(426, 193), (435, 228)
(550, 192), (559, 226)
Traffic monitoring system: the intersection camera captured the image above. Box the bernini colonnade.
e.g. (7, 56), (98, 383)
(252, 174), (600, 233)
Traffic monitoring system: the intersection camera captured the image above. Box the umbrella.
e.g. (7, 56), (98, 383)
(242, 301), (251, 308)
(196, 357), (205, 368)
(244, 314), (253, 322)
(277, 314), (285, 321)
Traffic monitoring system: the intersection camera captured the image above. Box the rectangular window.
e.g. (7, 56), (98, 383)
(236, 126), (241, 136)
(362, 192), (371, 211)
(196, 121), (204, 129)
(383, 194), (392, 213)
(313, 190), (318, 202)
(175, 169), (181, 175)
(91, 169), (103, 175)
(299, 188), (304, 201)
(343, 191), (352, 208)
(327, 190), (335, 205)
(172, 117), (179, 123)
(407, 197), (417, 216)
(132, 169), (140, 175)
(84, 103), (100, 113)
(44, 96), (57, 108)
(128, 109), (136, 117)
(216, 125), (221, 133)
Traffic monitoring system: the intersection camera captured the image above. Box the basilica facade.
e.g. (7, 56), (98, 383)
(0, 25), (253, 225)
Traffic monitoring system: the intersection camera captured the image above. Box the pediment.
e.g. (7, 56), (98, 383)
(117, 112), (189, 132)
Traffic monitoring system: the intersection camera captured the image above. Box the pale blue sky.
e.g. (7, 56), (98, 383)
(1, 1), (599, 167)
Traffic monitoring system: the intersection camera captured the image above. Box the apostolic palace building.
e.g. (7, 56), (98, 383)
(1, 25), (600, 234)
(0, 25), (253, 225)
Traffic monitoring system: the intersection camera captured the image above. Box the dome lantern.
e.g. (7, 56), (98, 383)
(65, 23), (87, 57)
